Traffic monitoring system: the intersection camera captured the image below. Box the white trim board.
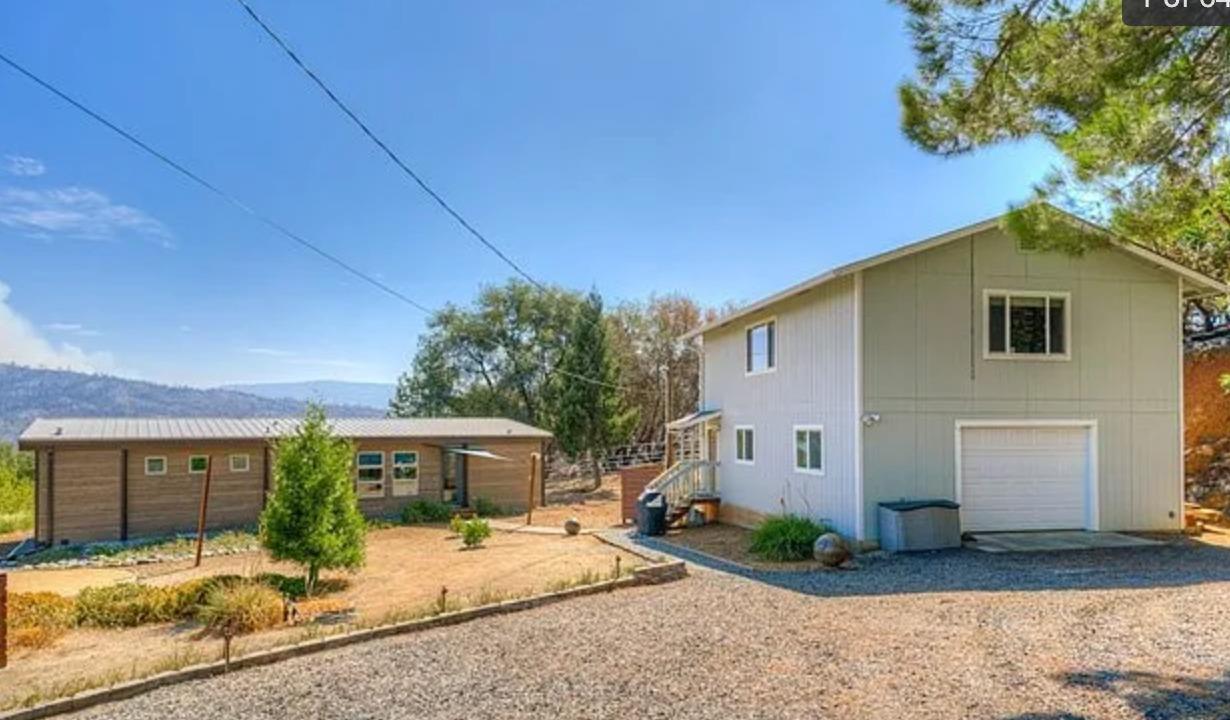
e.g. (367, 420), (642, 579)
(954, 419), (1100, 532)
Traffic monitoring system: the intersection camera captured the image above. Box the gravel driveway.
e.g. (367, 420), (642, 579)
(62, 535), (1230, 720)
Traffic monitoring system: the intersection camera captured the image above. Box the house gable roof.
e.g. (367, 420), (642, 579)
(683, 206), (1229, 340)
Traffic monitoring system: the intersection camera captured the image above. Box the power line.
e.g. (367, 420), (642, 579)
(0, 51), (433, 315)
(233, 0), (545, 292)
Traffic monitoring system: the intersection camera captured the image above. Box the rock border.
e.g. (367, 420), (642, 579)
(0, 561), (686, 720)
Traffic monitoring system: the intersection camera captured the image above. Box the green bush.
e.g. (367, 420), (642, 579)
(75, 584), (180, 628)
(8, 592), (76, 650)
(749, 515), (828, 562)
(460, 518), (492, 548)
(197, 581), (284, 636)
(0, 443), (34, 534)
(472, 497), (506, 518)
(448, 514), (465, 536)
(401, 499), (454, 524)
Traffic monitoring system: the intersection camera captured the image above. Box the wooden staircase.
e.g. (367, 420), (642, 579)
(645, 459), (719, 528)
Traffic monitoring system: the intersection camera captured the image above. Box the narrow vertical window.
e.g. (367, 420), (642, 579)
(988, 295), (1007, 353)
(735, 426), (755, 464)
(793, 426), (823, 474)
(745, 320), (776, 374)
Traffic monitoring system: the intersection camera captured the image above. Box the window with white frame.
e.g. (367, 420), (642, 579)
(229, 454), (250, 473)
(793, 425), (823, 474)
(188, 455), (209, 474)
(745, 319), (776, 374)
(144, 456), (167, 476)
(355, 451), (385, 499)
(735, 426), (755, 464)
(391, 450), (420, 497)
(985, 291), (1070, 359)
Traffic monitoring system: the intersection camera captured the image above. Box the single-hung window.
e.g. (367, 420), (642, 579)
(793, 426), (823, 475)
(144, 456), (167, 476)
(735, 426), (755, 464)
(188, 455), (209, 474)
(986, 291), (1069, 359)
(229, 454), (250, 473)
(391, 450), (419, 497)
(356, 451), (385, 499)
(746, 319), (776, 374)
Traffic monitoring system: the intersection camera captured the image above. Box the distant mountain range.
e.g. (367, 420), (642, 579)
(220, 380), (396, 410)
(0, 365), (384, 443)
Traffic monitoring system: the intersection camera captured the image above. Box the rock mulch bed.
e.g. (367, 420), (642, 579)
(53, 533), (1230, 719)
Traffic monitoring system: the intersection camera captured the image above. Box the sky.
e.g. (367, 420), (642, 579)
(0, 1), (1056, 388)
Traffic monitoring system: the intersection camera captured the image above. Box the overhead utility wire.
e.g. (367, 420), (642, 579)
(0, 51), (433, 315)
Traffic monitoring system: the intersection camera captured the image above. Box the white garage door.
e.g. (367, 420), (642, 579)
(958, 424), (1093, 532)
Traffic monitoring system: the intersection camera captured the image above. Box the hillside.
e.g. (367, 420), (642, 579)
(0, 364), (384, 442)
(220, 380), (395, 410)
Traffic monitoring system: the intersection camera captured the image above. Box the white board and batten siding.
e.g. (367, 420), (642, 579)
(701, 275), (861, 537)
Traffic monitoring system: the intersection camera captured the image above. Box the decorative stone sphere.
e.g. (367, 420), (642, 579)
(563, 517), (582, 536)
(813, 532), (851, 567)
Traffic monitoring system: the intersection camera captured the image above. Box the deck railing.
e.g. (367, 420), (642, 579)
(645, 459), (718, 509)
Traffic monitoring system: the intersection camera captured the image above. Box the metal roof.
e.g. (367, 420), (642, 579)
(682, 205), (1230, 340)
(18, 417), (552, 446)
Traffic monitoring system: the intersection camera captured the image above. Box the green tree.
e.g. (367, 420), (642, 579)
(0, 442), (34, 532)
(554, 292), (637, 489)
(896, 1), (1230, 287)
(259, 405), (366, 595)
(389, 280), (584, 425)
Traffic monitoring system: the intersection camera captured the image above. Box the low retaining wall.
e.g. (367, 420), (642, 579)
(0, 561), (686, 720)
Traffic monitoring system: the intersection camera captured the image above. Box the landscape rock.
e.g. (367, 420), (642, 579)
(563, 518), (582, 536)
(813, 533), (851, 567)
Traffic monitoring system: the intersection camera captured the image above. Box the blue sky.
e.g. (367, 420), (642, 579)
(0, 1), (1055, 387)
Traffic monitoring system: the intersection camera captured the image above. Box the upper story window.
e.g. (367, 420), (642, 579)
(745, 319), (776, 375)
(735, 426), (755, 464)
(985, 291), (1070, 360)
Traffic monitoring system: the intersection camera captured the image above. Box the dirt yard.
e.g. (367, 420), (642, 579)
(506, 472), (624, 531)
(660, 523), (832, 571)
(2, 525), (636, 710)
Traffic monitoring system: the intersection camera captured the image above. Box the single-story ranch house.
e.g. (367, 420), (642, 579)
(18, 417), (551, 545)
(666, 207), (1229, 546)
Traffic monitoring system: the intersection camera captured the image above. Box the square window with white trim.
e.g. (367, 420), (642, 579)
(188, 455), (209, 474)
(144, 456), (167, 476)
(793, 426), (823, 475)
(745, 319), (776, 374)
(391, 450), (419, 497)
(356, 451), (385, 499)
(735, 426), (755, 464)
(985, 291), (1070, 359)
(229, 454), (250, 473)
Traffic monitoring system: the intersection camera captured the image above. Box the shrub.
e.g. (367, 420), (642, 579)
(749, 515), (828, 562)
(401, 499), (454, 524)
(448, 514), (465, 536)
(472, 497), (505, 518)
(460, 518), (492, 548)
(196, 581), (284, 636)
(0, 443), (34, 534)
(255, 572), (348, 600)
(8, 592), (76, 650)
(75, 584), (179, 628)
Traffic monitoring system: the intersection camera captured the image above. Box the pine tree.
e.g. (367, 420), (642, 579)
(259, 405), (366, 595)
(554, 292), (637, 490)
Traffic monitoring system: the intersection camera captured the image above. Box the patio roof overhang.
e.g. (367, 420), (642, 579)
(666, 409), (722, 431)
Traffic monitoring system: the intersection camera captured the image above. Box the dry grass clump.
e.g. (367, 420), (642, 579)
(8, 592), (76, 650)
(197, 581), (284, 636)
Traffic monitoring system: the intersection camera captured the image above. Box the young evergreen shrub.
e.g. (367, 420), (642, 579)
(749, 515), (828, 562)
(460, 518), (492, 548)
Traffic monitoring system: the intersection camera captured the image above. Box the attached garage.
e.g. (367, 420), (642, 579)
(956, 421), (1098, 532)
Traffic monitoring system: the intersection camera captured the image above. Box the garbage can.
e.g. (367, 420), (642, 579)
(878, 500), (961, 552)
(636, 490), (668, 536)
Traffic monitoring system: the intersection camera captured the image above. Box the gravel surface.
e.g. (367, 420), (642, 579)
(62, 535), (1230, 720)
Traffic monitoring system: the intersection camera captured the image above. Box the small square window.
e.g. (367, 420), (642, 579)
(735, 427), (755, 464)
(793, 426), (823, 475)
(745, 320), (776, 374)
(188, 455), (209, 474)
(144, 456), (167, 476)
(985, 291), (1070, 359)
(229, 454), (250, 473)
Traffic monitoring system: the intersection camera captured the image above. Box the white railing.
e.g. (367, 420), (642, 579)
(599, 442), (666, 471)
(645, 459), (718, 509)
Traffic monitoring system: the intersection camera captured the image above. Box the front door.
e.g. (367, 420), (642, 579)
(442, 449), (468, 506)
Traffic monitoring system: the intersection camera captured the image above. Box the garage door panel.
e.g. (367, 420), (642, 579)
(959, 424), (1092, 532)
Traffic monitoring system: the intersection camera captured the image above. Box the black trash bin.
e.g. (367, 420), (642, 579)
(636, 490), (667, 536)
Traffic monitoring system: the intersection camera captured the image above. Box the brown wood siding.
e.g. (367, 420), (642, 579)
(35, 450), (50, 544)
(466, 440), (542, 512)
(52, 449), (122, 543)
(125, 443), (267, 538)
(350, 440), (444, 518)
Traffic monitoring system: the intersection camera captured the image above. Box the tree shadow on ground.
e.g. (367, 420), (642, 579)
(1002, 669), (1230, 720)
(615, 530), (1230, 597)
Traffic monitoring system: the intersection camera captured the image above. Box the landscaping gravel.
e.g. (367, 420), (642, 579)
(62, 534), (1230, 719)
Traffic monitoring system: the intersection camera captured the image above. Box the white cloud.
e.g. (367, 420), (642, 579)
(0, 281), (114, 372)
(245, 347), (295, 357)
(5, 155), (46, 177)
(0, 186), (172, 245)
(46, 322), (102, 337)
(243, 347), (365, 370)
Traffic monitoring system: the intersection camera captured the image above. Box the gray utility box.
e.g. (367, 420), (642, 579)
(878, 500), (961, 553)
